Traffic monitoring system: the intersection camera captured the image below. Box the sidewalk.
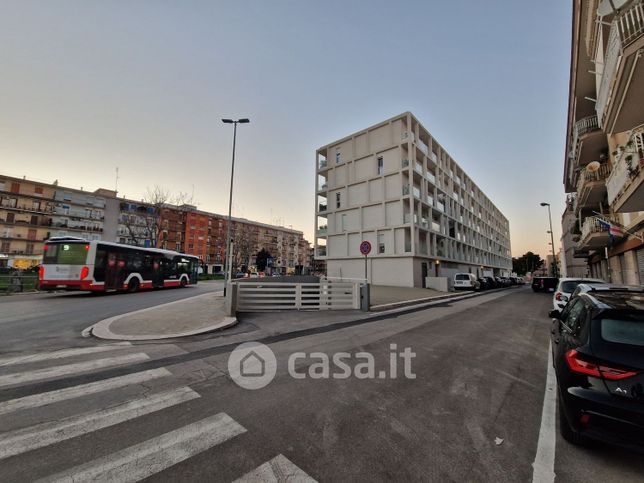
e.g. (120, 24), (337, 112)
(87, 292), (237, 341)
(369, 284), (472, 311)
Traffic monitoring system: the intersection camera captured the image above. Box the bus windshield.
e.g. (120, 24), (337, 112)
(43, 243), (89, 265)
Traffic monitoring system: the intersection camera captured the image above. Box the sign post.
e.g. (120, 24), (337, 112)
(359, 241), (372, 283)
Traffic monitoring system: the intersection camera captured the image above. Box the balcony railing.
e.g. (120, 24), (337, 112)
(416, 138), (429, 156)
(607, 125), (644, 205)
(318, 183), (327, 191)
(412, 186), (421, 199)
(402, 185), (410, 196)
(436, 201), (444, 212)
(570, 115), (599, 164)
(319, 159), (328, 169)
(318, 204), (327, 212)
(580, 216), (609, 242)
(316, 247), (326, 257)
(317, 226), (327, 235)
(402, 159), (410, 169)
(429, 151), (437, 164)
(414, 162), (423, 175)
(426, 172), (436, 185)
(576, 162), (612, 195)
(427, 195), (434, 206)
(596, 1), (644, 126)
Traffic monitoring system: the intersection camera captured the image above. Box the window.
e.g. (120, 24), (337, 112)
(378, 234), (385, 254)
(336, 193), (341, 209)
(601, 314), (644, 347)
(335, 148), (341, 164)
(10, 182), (20, 193)
(377, 156), (384, 175)
(1, 241), (9, 252)
(341, 214), (346, 232)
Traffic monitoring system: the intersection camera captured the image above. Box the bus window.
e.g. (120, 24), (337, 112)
(43, 243), (88, 265)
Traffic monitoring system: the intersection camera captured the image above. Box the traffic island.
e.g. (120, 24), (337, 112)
(85, 292), (237, 341)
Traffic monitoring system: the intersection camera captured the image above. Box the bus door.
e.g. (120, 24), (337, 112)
(152, 256), (163, 288)
(105, 252), (119, 290)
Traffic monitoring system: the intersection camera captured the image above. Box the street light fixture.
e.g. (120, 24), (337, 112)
(540, 202), (558, 277)
(222, 118), (250, 293)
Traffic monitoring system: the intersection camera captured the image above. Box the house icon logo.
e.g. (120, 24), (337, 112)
(228, 342), (277, 390)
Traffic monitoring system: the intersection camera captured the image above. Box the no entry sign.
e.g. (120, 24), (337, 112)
(360, 241), (371, 256)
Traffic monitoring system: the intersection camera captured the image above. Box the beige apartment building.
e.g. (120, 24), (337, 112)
(314, 112), (512, 288)
(563, 0), (644, 284)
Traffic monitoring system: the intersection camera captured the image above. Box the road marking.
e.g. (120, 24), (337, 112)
(0, 386), (200, 460)
(0, 353), (150, 388)
(0, 368), (171, 416)
(234, 454), (317, 482)
(38, 412), (246, 483)
(532, 341), (557, 483)
(0, 343), (132, 367)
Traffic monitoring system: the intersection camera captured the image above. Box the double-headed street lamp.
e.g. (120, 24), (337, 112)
(222, 118), (250, 292)
(540, 202), (558, 277)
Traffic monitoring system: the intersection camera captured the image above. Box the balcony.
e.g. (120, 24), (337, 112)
(607, 125), (644, 212)
(412, 186), (421, 199)
(402, 159), (410, 169)
(317, 225), (327, 235)
(318, 159), (328, 170)
(426, 171), (436, 185)
(317, 182), (327, 192)
(576, 162), (611, 210)
(414, 162), (423, 175)
(316, 246), (327, 257)
(596, 1), (644, 132)
(318, 204), (327, 213)
(569, 115), (604, 169)
(578, 216), (611, 250)
(435, 201), (444, 213)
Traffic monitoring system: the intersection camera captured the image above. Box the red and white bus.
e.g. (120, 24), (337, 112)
(39, 237), (200, 292)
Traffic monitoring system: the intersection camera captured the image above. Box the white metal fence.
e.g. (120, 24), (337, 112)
(233, 281), (362, 311)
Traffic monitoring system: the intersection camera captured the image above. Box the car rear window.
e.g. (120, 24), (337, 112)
(560, 281), (583, 292)
(455, 274), (470, 280)
(600, 315), (644, 347)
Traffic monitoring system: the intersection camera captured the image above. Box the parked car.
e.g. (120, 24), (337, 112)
(518, 277), (525, 285)
(508, 276), (518, 285)
(234, 272), (247, 279)
(549, 290), (644, 448)
(552, 277), (605, 311)
(454, 273), (480, 290)
(484, 276), (498, 289)
(477, 277), (490, 290)
(532, 276), (559, 292)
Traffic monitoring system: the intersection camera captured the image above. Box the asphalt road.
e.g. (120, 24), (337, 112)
(0, 281), (224, 353)
(1, 287), (643, 481)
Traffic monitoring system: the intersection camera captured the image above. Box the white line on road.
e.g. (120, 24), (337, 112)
(0, 368), (171, 416)
(37, 412), (246, 483)
(0, 353), (150, 388)
(0, 343), (132, 367)
(233, 454), (318, 483)
(532, 340), (557, 483)
(0, 386), (200, 460)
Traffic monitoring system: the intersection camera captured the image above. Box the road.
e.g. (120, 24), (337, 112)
(0, 287), (643, 481)
(0, 281), (224, 353)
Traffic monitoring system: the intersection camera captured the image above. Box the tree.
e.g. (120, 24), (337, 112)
(512, 251), (544, 275)
(121, 185), (193, 247)
(231, 222), (253, 273)
(255, 248), (272, 271)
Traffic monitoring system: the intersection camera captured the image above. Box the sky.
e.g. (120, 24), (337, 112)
(0, 0), (571, 258)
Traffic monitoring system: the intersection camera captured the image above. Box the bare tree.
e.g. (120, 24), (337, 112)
(121, 185), (193, 247)
(231, 222), (253, 273)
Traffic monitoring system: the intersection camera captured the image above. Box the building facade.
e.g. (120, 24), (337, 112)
(0, 173), (311, 272)
(560, 194), (590, 278)
(314, 112), (512, 287)
(563, 0), (644, 284)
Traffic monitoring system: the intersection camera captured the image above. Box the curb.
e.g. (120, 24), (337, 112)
(88, 316), (238, 341)
(370, 291), (475, 311)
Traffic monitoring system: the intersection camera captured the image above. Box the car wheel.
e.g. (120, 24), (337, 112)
(180, 277), (187, 288)
(127, 278), (139, 293)
(558, 391), (583, 445)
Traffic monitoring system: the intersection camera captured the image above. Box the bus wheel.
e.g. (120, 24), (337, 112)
(180, 278), (187, 288)
(128, 278), (140, 293)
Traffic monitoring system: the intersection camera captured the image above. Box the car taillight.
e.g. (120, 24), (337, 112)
(39, 266), (44, 280)
(80, 266), (89, 280)
(555, 292), (562, 301)
(565, 349), (638, 380)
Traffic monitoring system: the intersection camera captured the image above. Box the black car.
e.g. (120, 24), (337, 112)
(484, 276), (498, 289)
(477, 277), (489, 290)
(549, 290), (644, 448)
(532, 276), (558, 292)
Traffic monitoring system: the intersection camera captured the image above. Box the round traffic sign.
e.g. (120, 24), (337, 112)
(360, 241), (372, 256)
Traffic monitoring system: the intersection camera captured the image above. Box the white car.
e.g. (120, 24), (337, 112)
(552, 277), (605, 310)
(454, 273), (480, 290)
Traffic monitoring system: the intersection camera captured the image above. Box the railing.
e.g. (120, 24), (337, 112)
(416, 138), (429, 156)
(597, 1), (644, 125)
(607, 125), (644, 205)
(570, 115), (599, 164)
(318, 183), (327, 191)
(426, 172), (436, 185)
(429, 152), (438, 164)
(436, 201), (444, 212)
(0, 274), (39, 294)
(234, 281), (361, 311)
(576, 162), (612, 195)
(317, 247), (326, 256)
(317, 226), (327, 235)
(580, 216), (609, 242)
(431, 221), (441, 232)
(402, 159), (410, 168)
(412, 186), (421, 199)
(427, 195), (434, 206)
(319, 159), (328, 169)
(402, 185), (410, 196)
(414, 162), (423, 175)
(401, 131), (414, 143)
(318, 204), (327, 212)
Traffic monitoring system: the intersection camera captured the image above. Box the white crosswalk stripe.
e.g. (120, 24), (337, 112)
(0, 386), (200, 460)
(234, 454), (318, 483)
(37, 412), (247, 483)
(0, 352), (150, 388)
(0, 343), (132, 367)
(0, 368), (171, 416)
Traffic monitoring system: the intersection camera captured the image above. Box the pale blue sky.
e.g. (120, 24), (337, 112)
(0, 0), (571, 257)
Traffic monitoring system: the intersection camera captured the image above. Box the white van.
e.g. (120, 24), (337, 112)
(454, 273), (480, 290)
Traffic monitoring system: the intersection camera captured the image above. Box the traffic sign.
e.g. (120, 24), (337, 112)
(360, 241), (371, 256)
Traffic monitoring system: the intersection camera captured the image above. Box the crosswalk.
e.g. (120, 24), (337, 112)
(0, 343), (317, 482)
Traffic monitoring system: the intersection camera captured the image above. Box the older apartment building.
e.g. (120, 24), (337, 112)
(0, 173), (311, 272)
(563, 0), (644, 283)
(314, 112), (512, 287)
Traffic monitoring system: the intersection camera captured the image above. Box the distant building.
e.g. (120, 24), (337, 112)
(0, 173), (310, 272)
(314, 112), (512, 287)
(560, 194), (589, 278)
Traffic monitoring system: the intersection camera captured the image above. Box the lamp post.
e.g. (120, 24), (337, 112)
(540, 202), (558, 277)
(222, 118), (250, 293)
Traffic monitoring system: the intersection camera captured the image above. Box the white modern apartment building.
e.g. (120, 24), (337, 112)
(314, 112), (512, 287)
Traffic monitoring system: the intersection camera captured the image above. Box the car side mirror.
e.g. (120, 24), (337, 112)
(548, 309), (561, 319)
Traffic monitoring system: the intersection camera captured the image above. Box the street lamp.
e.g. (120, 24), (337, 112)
(540, 202), (558, 277)
(222, 118), (250, 293)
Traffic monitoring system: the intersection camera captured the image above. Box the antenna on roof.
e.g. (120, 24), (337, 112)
(115, 167), (120, 194)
